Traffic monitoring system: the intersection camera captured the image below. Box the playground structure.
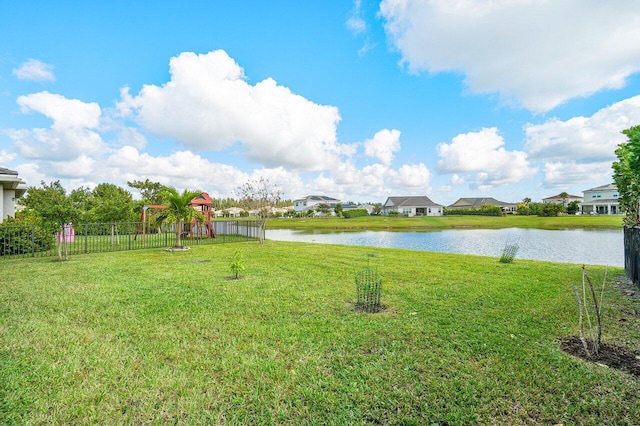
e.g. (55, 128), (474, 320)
(135, 192), (216, 243)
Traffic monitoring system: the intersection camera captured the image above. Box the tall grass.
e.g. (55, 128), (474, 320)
(1, 241), (638, 424)
(499, 240), (520, 263)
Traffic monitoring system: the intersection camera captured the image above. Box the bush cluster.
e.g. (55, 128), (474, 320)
(444, 205), (503, 216)
(0, 215), (53, 256)
(342, 209), (369, 219)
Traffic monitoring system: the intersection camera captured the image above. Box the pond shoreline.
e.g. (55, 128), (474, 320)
(266, 215), (623, 232)
(266, 227), (624, 267)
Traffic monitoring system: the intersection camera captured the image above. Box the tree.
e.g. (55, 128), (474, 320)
(155, 188), (204, 249)
(334, 202), (343, 217)
(316, 203), (331, 215)
(69, 186), (95, 223)
(87, 183), (137, 245)
(20, 181), (81, 261)
(88, 183), (136, 223)
(236, 178), (282, 244)
(612, 125), (640, 226)
(559, 191), (569, 207)
(567, 200), (581, 215)
(127, 179), (167, 205)
(521, 197), (532, 215)
(538, 202), (564, 217)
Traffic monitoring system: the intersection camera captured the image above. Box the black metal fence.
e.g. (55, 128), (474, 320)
(1, 220), (263, 260)
(623, 226), (640, 288)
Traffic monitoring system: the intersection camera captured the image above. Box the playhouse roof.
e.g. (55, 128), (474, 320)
(190, 192), (212, 207)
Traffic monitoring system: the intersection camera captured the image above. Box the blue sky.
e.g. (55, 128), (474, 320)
(2, 0), (640, 205)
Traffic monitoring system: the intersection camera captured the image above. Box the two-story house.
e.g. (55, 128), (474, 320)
(581, 184), (620, 215)
(293, 195), (341, 213)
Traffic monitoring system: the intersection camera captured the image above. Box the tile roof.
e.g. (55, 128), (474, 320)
(0, 167), (18, 175)
(448, 197), (514, 208)
(385, 196), (443, 207)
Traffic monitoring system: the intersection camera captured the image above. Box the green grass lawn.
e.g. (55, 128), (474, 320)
(268, 214), (623, 231)
(1, 241), (639, 424)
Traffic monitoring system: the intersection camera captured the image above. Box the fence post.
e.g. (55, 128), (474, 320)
(31, 225), (35, 257)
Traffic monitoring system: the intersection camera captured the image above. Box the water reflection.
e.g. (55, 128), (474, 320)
(266, 228), (623, 267)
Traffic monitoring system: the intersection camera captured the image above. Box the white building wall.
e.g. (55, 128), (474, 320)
(2, 186), (17, 222)
(0, 183), (4, 222)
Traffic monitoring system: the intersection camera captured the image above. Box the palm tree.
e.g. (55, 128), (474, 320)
(559, 191), (569, 207)
(155, 188), (204, 248)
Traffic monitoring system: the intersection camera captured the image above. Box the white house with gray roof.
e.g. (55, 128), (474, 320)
(1, 167), (27, 222)
(293, 195), (341, 213)
(382, 196), (444, 217)
(581, 184), (621, 215)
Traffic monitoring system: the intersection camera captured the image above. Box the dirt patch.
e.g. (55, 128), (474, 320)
(612, 274), (640, 300)
(560, 336), (640, 378)
(559, 275), (640, 378)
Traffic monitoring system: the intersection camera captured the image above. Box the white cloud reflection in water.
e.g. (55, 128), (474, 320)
(267, 228), (623, 267)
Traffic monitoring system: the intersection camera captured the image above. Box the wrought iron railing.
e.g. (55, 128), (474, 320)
(1, 220), (262, 259)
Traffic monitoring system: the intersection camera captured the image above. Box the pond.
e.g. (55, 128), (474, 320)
(266, 228), (624, 267)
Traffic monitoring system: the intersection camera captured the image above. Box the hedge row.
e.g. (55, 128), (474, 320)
(444, 206), (503, 216)
(343, 209), (369, 219)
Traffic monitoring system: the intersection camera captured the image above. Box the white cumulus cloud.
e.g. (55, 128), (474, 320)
(542, 161), (615, 190)
(436, 127), (536, 188)
(12, 59), (56, 82)
(6, 92), (104, 160)
(388, 163), (431, 189)
(118, 50), (344, 171)
(379, 0), (640, 112)
(0, 149), (16, 163)
(364, 128), (401, 165)
(524, 95), (640, 163)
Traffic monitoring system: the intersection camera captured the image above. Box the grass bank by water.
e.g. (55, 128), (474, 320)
(1, 241), (638, 424)
(267, 214), (623, 231)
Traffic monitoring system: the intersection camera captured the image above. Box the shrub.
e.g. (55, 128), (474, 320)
(499, 241), (519, 263)
(0, 214), (54, 256)
(230, 250), (246, 279)
(537, 203), (565, 217)
(444, 205), (503, 216)
(342, 209), (368, 219)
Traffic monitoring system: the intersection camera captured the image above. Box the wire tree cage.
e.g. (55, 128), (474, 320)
(355, 254), (383, 313)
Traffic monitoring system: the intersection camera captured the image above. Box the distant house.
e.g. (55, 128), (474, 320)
(448, 197), (517, 214)
(382, 196), (444, 217)
(542, 193), (583, 206)
(581, 184), (620, 215)
(223, 207), (245, 217)
(293, 195), (340, 213)
(0, 167), (27, 223)
(357, 204), (377, 215)
(248, 206), (294, 217)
